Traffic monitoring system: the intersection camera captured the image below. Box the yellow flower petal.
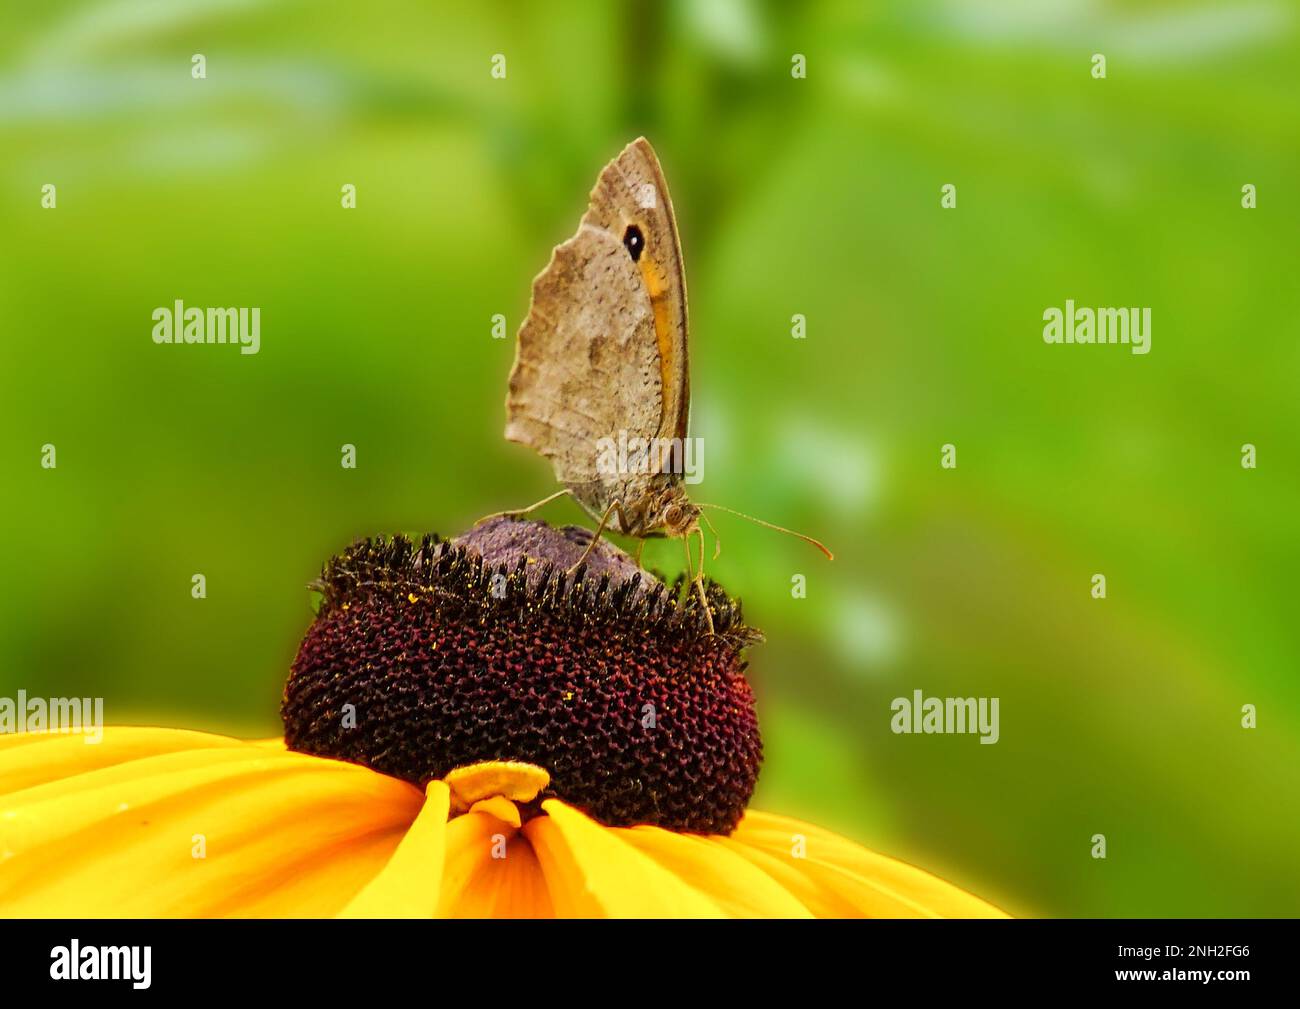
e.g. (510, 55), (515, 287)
(612, 823), (814, 918)
(0, 727), (246, 794)
(0, 729), (421, 918)
(338, 782), (450, 918)
(436, 811), (552, 918)
(525, 800), (724, 918)
(467, 795), (522, 827)
(1, 730), (1008, 919)
(724, 810), (1009, 918)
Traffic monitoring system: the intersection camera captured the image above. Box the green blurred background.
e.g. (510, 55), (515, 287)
(3, 0), (1298, 917)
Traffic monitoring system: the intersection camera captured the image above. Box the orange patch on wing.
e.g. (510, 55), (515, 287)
(637, 255), (676, 430)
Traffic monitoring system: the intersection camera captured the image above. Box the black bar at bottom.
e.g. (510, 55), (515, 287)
(0, 918), (1289, 995)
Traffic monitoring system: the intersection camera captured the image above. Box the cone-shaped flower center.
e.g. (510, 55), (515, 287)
(282, 518), (764, 834)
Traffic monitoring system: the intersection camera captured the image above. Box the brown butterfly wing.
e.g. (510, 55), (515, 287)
(505, 138), (691, 522)
(505, 223), (662, 514)
(580, 137), (690, 445)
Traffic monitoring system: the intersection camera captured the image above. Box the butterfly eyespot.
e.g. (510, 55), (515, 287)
(623, 225), (644, 262)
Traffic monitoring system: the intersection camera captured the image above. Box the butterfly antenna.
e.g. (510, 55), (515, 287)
(695, 503), (834, 560)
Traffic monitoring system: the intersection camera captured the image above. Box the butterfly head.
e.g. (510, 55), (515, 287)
(657, 489), (700, 539)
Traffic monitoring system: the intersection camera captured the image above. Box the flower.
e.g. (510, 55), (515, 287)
(0, 732), (1003, 917)
(0, 519), (1008, 918)
(284, 518), (762, 834)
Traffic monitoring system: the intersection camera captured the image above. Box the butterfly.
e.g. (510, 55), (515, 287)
(494, 138), (830, 632)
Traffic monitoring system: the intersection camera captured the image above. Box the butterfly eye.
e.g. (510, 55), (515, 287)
(664, 504), (682, 526)
(623, 225), (644, 262)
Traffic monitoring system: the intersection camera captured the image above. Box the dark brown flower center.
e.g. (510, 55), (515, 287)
(281, 518), (763, 834)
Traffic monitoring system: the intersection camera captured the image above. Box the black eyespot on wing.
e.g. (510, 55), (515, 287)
(623, 225), (644, 262)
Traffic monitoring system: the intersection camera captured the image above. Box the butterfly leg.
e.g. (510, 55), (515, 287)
(685, 528), (715, 635)
(567, 499), (621, 575)
(634, 539), (646, 569)
(473, 488), (572, 526)
(698, 510), (722, 560)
